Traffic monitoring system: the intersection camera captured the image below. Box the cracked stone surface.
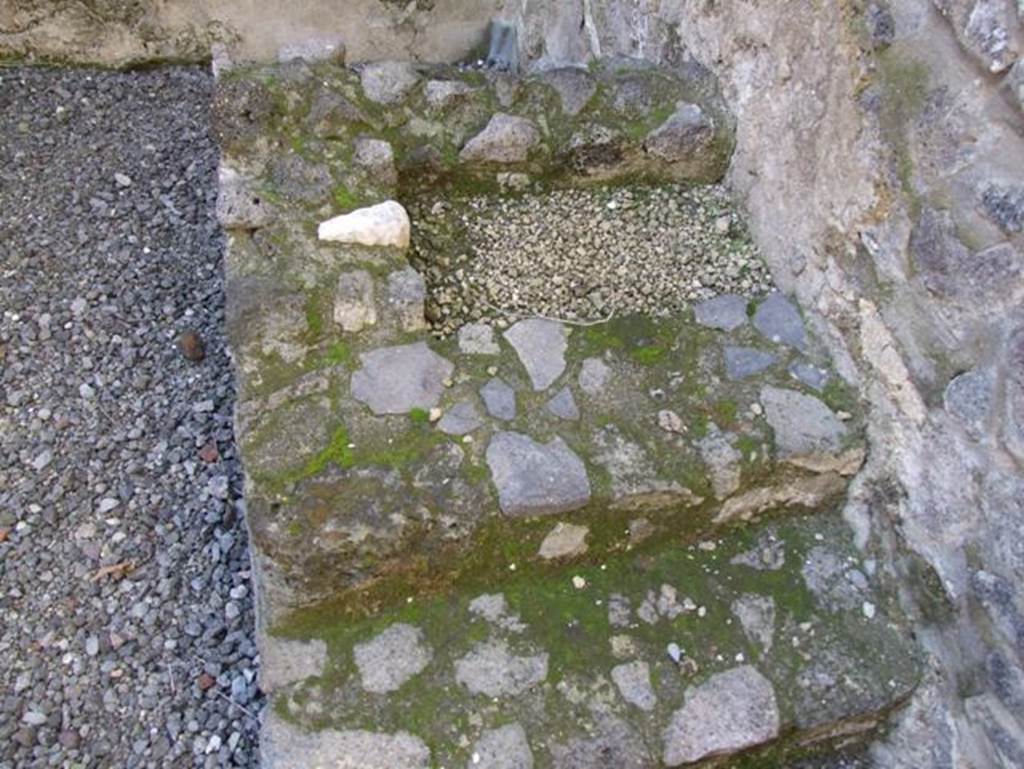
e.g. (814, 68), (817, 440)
(662, 665), (780, 765)
(454, 641), (548, 697)
(503, 318), (569, 391)
(351, 342), (454, 415)
(353, 623), (432, 693)
(469, 723), (534, 769)
(486, 432), (591, 517)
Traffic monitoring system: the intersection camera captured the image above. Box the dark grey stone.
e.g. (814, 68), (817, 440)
(480, 378), (517, 421)
(694, 294), (749, 331)
(437, 400), (483, 436)
(760, 386), (847, 457)
(486, 432), (591, 517)
(546, 386), (580, 420)
(753, 293), (807, 349)
(504, 318), (568, 391)
(790, 361), (831, 391)
(351, 343), (454, 415)
(724, 346), (777, 380)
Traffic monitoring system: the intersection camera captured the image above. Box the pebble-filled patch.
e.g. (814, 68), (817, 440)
(0, 66), (262, 768)
(409, 183), (773, 336)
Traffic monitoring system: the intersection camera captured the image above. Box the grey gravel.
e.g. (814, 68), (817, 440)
(410, 184), (772, 335)
(0, 66), (262, 767)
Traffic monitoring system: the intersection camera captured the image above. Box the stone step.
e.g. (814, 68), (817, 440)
(213, 55), (914, 767)
(259, 512), (921, 768)
(239, 300), (864, 618)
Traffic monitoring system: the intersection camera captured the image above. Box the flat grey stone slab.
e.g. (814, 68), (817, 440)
(458, 322), (500, 354)
(724, 346), (777, 380)
(351, 342), (454, 415)
(460, 113), (540, 164)
(760, 386), (847, 458)
(662, 665), (780, 766)
(694, 294), (748, 331)
(455, 641), (548, 697)
(486, 431), (591, 517)
(469, 723), (534, 769)
(611, 661), (657, 712)
(789, 361), (830, 391)
(546, 386), (580, 420)
(753, 293), (807, 349)
(504, 318), (568, 391)
(480, 377), (517, 420)
(437, 400), (483, 436)
(353, 623), (432, 693)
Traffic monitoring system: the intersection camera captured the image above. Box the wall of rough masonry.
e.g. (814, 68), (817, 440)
(7, 0), (1024, 766)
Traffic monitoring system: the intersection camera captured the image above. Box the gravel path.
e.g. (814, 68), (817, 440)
(0, 66), (262, 767)
(410, 184), (773, 336)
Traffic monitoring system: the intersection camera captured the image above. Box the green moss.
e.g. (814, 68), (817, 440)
(713, 399), (739, 427)
(820, 377), (858, 415)
(631, 345), (667, 365)
(304, 294), (325, 340)
(408, 407), (430, 425)
(317, 340), (351, 367)
(303, 425), (356, 476)
(332, 184), (361, 211)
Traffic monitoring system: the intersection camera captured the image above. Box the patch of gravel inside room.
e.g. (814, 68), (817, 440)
(0, 67), (262, 767)
(409, 183), (774, 337)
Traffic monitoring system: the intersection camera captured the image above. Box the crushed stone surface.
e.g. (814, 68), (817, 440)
(0, 66), (262, 767)
(409, 183), (774, 336)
